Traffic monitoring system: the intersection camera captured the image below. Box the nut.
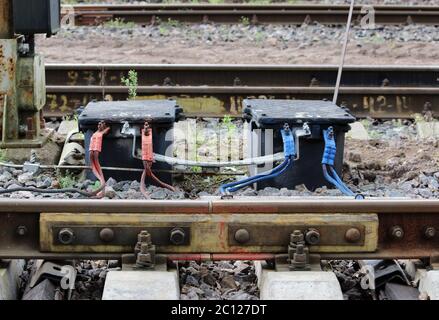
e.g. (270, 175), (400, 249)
(290, 230), (304, 243)
(169, 228), (185, 245)
(234, 229), (250, 244)
(58, 228), (74, 245)
(305, 229), (320, 245)
(16, 225), (27, 236)
(424, 226), (436, 239)
(390, 226), (404, 240)
(138, 230), (151, 244)
(345, 228), (361, 243)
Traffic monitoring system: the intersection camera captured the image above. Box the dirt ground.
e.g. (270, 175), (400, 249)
(37, 29), (439, 65)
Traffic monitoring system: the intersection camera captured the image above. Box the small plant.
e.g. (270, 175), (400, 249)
(222, 115), (237, 137)
(166, 18), (181, 28)
(59, 173), (77, 189)
(103, 18), (136, 29)
(121, 70), (138, 100)
(240, 16), (250, 26)
(0, 149), (7, 162)
(91, 180), (101, 191)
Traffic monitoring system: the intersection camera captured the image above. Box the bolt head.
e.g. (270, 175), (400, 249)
(16, 225), (27, 236)
(58, 228), (74, 245)
(305, 229), (320, 245)
(170, 228), (185, 245)
(138, 230), (151, 244)
(424, 226), (436, 239)
(99, 228), (114, 242)
(234, 229), (250, 244)
(345, 228), (361, 243)
(390, 226), (404, 240)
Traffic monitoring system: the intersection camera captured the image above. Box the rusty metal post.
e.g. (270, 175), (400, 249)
(0, 0), (18, 141)
(0, 0), (13, 38)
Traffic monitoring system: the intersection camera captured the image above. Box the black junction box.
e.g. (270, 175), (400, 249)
(243, 99), (356, 191)
(13, 0), (60, 36)
(78, 100), (183, 183)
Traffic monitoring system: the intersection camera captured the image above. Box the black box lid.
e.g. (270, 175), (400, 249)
(243, 99), (356, 127)
(78, 100), (182, 127)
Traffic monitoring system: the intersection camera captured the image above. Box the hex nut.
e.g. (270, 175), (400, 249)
(305, 229), (320, 245)
(170, 228), (185, 245)
(390, 226), (404, 240)
(99, 228), (114, 242)
(16, 225), (27, 236)
(234, 229), (250, 244)
(58, 228), (75, 245)
(424, 226), (436, 239)
(345, 228), (361, 243)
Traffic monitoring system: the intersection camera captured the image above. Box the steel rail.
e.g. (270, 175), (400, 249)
(43, 63), (439, 119)
(63, 4), (439, 25)
(0, 198), (438, 213)
(1, 198), (439, 260)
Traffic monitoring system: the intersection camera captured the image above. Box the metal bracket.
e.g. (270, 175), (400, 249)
(287, 230), (311, 271)
(134, 230), (156, 270)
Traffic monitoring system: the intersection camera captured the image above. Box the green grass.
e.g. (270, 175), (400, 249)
(0, 150), (7, 162)
(103, 18), (136, 29)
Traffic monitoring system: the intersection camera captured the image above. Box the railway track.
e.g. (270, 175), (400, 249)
(1, 198), (439, 261)
(44, 64), (439, 119)
(62, 4), (439, 25)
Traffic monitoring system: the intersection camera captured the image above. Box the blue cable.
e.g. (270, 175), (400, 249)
(227, 158), (292, 193)
(220, 125), (295, 195)
(322, 127), (358, 197)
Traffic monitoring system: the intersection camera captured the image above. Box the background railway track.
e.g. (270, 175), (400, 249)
(62, 4), (439, 25)
(44, 64), (439, 119)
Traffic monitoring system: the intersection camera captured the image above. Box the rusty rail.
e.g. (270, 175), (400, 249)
(43, 64), (439, 119)
(63, 4), (439, 25)
(1, 198), (439, 261)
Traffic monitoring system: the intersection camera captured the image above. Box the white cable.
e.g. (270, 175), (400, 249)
(153, 152), (285, 167)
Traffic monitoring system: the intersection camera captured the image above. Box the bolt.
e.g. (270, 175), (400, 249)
(345, 228), (361, 243)
(424, 226), (436, 239)
(305, 229), (320, 245)
(290, 230), (304, 244)
(170, 228), (185, 245)
(58, 228), (74, 245)
(390, 226), (404, 240)
(138, 230), (151, 244)
(16, 225), (27, 236)
(234, 229), (250, 244)
(99, 228), (114, 242)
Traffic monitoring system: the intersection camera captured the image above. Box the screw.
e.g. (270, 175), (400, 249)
(169, 228), (185, 245)
(99, 228), (114, 242)
(424, 226), (436, 239)
(345, 228), (361, 243)
(390, 226), (404, 240)
(305, 229), (320, 245)
(16, 225), (27, 236)
(58, 228), (75, 245)
(234, 229), (250, 244)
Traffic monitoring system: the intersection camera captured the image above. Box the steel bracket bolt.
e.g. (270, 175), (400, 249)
(305, 229), (320, 245)
(170, 228), (185, 245)
(234, 228), (250, 244)
(58, 228), (75, 245)
(290, 244), (311, 271)
(290, 230), (304, 244)
(16, 225), (28, 236)
(99, 228), (114, 242)
(135, 230), (156, 269)
(345, 227), (361, 243)
(390, 226), (404, 240)
(424, 226), (436, 239)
